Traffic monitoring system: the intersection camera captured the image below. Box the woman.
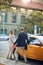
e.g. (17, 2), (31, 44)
(7, 30), (15, 59)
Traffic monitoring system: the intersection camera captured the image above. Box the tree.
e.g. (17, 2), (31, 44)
(0, 0), (13, 11)
(5, 0), (12, 4)
(24, 10), (43, 33)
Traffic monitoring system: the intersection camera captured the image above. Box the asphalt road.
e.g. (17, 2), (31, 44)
(0, 41), (9, 58)
(0, 41), (43, 65)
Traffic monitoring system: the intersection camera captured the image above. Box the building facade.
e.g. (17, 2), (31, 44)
(0, 7), (27, 35)
(0, 7), (43, 35)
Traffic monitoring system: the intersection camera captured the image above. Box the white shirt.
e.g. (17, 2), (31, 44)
(9, 34), (15, 47)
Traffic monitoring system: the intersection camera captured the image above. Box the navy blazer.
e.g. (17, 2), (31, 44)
(14, 32), (30, 47)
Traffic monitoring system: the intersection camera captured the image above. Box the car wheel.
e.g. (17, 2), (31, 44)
(18, 54), (23, 60)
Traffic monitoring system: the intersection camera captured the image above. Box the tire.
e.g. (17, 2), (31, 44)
(18, 54), (24, 60)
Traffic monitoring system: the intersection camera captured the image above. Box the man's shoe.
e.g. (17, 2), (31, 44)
(25, 61), (28, 64)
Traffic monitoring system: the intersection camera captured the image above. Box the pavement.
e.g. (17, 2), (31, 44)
(0, 42), (30, 65)
(0, 42), (43, 65)
(0, 57), (43, 65)
(0, 57), (30, 65)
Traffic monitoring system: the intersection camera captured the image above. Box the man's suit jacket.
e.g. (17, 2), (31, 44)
(14, 32), (30, 47)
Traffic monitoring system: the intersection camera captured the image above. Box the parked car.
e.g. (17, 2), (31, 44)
(18, 36), (43, 61)
(0, 34), (9, 41)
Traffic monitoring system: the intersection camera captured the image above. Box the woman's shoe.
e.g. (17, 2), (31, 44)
(15, 60), (18, 63)
(9, 58), (14, 60)
(6, 57), (9, 59)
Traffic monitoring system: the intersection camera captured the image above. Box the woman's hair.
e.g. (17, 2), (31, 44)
(10, 30), (14, 34)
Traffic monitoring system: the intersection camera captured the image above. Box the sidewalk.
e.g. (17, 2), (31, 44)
(0, 57), (30, 65)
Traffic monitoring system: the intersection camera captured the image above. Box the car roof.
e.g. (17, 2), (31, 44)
(0, 34), (7, 36)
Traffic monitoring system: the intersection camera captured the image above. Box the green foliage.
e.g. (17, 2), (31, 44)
(24, 10), (43, 33)
(5, 0), (12, 4)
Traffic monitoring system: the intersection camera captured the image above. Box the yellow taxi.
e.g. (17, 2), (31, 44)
(18, 36), (43, 61)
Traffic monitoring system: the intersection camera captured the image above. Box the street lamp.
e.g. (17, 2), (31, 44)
(2, 13), (5, 34)
(34, 25), (37, 35)
(0, 16), (1, 22)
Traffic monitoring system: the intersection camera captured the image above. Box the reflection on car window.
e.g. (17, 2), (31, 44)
(0, 34), (9, 41)
(30, 37), (40, 44)
(0, 38), (8, 41)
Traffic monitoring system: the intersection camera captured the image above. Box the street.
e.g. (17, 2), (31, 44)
(0, 41), (9, 58)
(0, 41), (43, 65)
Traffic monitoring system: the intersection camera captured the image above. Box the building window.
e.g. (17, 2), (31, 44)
(12, 14), (16, 23)
(1, 13), (5, 23)
(21, 15), (25, 24)
(1, 29), (7, 34)
(1, 29), (3, 34)
(1, 12), (7, 23)
(5, 13), (7, 22)
(4, 29), (7, 34)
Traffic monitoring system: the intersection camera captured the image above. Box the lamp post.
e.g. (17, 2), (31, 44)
(0, 16), (1, 22)
(34, 25), (37, 35)
(2, 13), (5, 34)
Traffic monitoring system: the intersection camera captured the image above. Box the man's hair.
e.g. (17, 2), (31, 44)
(20, 27), (24, 31)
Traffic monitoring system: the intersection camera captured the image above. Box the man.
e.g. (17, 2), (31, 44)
(14, 27), (30, 63)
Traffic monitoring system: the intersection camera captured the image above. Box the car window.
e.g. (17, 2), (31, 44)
(29, 37), (40, 45)
(0, 38), (9, 41)
(0, 34), (9, 41)
(0, 34), (6, 36)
